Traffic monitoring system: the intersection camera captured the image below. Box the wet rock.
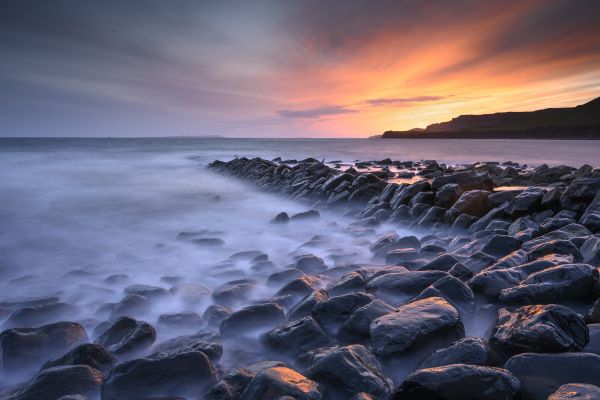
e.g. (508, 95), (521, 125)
(412, 276), (475, 317)
(240, 366), (322, 400)
(392, 364), (520, 400)
(419, 337), (498, 368)
(548, 383), (600, 400)
(0, 321), (88, 373)
(338, 299), (395, 340)
(102, 351), (216, 400)
(505, 352), (600, 400)
(290, 210), (320, 220)
(287, 289), (328, 321)
(149, 332), (223, 362)
(326, 272), (365, 296)
(10, 365), (102, 400)
(445, 190), (492, 222)
(505, 188), (545, 218)
(390, 181), (431, 209)
(581, 236), (600, 265)
(169, 283), (211, 304)
(206, 360), (287, 400)
(561, 177), (600, 212)
(385, 248), (419, 264)
(490, 304), (588, 356)
(480, 235), (520, 258)
(220, 302), (285, 338)
(312, 292), (373, 334)
(212, 279), (256, 306)
(420, 254), (460, 272)
(451, 213), (478, 230)
(124, 284), (169, 299)
(499, 263), (598, 304)
(435, 183), (462, 208)
(262, 316), (329, 355)
(42, 343), (116, 374)
(521, 223), (591, 252)
(370, 297), (464, 357)
(276, 276), (320, 300)
(431, 171), (493, 192)
(193, 237), (226, 247)
(202, 304), (232, 328)
(271, 212), (290, 224)
(267, 268), (305, 286)
(508, 216), (540, 237)
(295, 255), (327, 274)
(367, 271), (448, 302)
(409, 191), (435, 207)
(3, 302), (80, 329)
(95, 316), (156, 357)
(305, 344), (393, 398)
(158, 312), (203, 329)
(109, 294), (151, 319)
(581, 191), (600, 232)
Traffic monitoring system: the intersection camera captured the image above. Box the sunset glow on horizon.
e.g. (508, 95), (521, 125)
(1, 0), (600, 137)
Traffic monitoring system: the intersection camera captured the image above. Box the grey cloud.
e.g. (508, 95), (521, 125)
(276, 105), (356, 119)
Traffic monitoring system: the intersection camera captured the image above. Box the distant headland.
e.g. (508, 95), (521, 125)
(381, 96), (600, 139)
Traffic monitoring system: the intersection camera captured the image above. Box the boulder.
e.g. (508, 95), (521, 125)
(240, 366), (322, 400)
(548, 383), (600, 400)
(435, 184), (463, 208)
(149, 332), (223, 362)
(392, 364), (520, 400)
(508, 217), (540, 237)
(366, 271), (448, 302)
(212, 279), (256, 306)
(220, 302), (285, 338)
(505, 189), (545, 218)
(525, 239), (582, 261)
(296, 255), (327, 274)
(490, 304), (588, 355)
(325, 272), (365, 296)
(3, 302), (80, 329)
(109, 294), (151, 319)
(561, 178), (600, 212)
(499, 263), (598, 304)
(312, 293), (373, 334)
(201, 304), (232, 328)
(0, 321), (88, 373)
(505, 352), (600, 400)
(370, 297), (464, 357)
(412, 276), (475, 317)
(445, 190), (492, 223)
(581, 191), (600, 232)
(41, 343), (116, 374)
(305, 345), (393, 398)
(9, 365), (102, 400)
(288, 289), (329, 321)
(95, 316), (156, 357)
(581, 236), (600, 265)
(419, 337), (498, 369)
(158, 312), (203, 329)
(262, 316), (329, 355)
(124, 284), (169, 299)
(520, 223), (591, 252)
(271, 212), (290, 224)
(419, 254), (460, 272)
(102, 351), (216, 400)
(480, 235), (520, 258)
(338, 299), (395, 340)
(207, 360), (288, 400)
(431, 171), (493, 192)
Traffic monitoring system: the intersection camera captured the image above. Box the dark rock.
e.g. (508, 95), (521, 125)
(267, 269), (305, 286)
(220, 302), (285, 338)
(202, 304), (232, 328)
(338, 299), (395, 340)
(288, 289), (329, 321)
(291, 210), (320, 220)
(42, 343), (116, 374)
(581, 236), (600, 265)
(312, 292), (373, 334)
(499, 263), (598, 304)
(271, 212), (290, 224)
(451, 214), (478, 230)
(419, 337), (498, 368)
(169, 283), (211, 305)
(212, 279), (256, 306)
(490, 304), (588, 355)
(525, 239), (582, 261)
(390, 181), (431, 209)
(158, 312), (203, 329)
(505, 352), (600, 400)
(262, 316), (329, 355)
(326, 272), (365, 296)
(561, 178), (600, 211)
(419, 254), (459, 272)
(110, 294), (151, 319)
(392, 364), (520, 400)
(385, 248), (419, 264)
(505, 188), (545, 218)
(276, 276), (320, 299)
(149, 332), (223, 362)
(445, 190), (492, 222)
(370, 297), (464, 357)
(488, 190), (522, 207)
(435, 184), (462, 208)
(124, 284), (169, 299)
(296, 255), (327, 274)
(581, 191), (600, 232)
(193, 237), (226, 247)
(10, 365), (102, 400)
(3, 302), (80, 329)
(508, 216), (540, 237)
(240, 366), (322, 400)
(409, 191), (435, 207)
(95, 316), (156, 357)
(305, 344), (393, 398)
(412, 276), (475, 317)
(431, 171), (493, 192)
(481, 235), (520, 258)
(102, 351), (216, 400)
(548, 383), (600, 400)
(206, 360), (287, 400)
(0, 321), (87, 373)
(367, 271), (448, 302)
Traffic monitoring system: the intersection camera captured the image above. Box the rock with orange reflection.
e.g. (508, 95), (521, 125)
(548, 383), (600, 400)
(490, 304), (588, 356)
(370, 297), (464, 357)
(240, 366), (322, 400)
(303, 344), (393, 398)
(392, 364), (520, 400)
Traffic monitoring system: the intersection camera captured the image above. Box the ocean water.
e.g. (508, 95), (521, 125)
(0, 137), (598, 385)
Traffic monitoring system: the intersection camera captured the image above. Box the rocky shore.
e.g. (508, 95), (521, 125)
(1, 155), (600, 400)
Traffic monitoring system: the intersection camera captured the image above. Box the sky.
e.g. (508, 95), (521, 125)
(1, 0), (600, 138)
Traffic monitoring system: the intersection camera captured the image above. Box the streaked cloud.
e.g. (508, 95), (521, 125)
(366, 96), (449, 107)
(276, 105), (356, 119)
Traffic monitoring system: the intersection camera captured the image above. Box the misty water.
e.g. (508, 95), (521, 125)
(0, 137), (599, 388)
